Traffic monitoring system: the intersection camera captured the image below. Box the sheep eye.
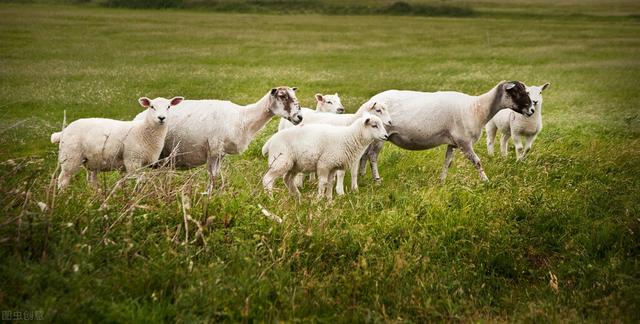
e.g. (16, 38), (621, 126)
(167, 105), (171, 109)
(376, 109), (381, 113)
(150, 105), (155, 110)
(371, 124), (378, 128)
(526, 91), (530, 95)
(327, 101), (332, 104)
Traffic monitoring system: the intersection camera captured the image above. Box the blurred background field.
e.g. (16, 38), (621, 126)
(0, 0), (639, 322)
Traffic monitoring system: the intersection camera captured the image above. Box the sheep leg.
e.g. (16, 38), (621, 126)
(368, 140), (385, 182)
(205, 154), (224, 194)
(326, 170), (337, 200)
(308, 173), (316, 181)
(284, 170), (301, 200)
(350, 159), (360, 192)
(316, 168), (330, 199)
(293, 173), (305, 188)
(87, 170), (99, 189)
(459, 142), (489, 182)
(335, 170), (346, 196)
(263, 154), (291, 195)
(359, 145), (370, 176)
(522, 135), (536, 159)
(499, 132), (511, 157)
(57, 158), (82, 191)
(440, 145), (455, 183)
(485, 122), (497, 156)
(513, 134), (524, 160)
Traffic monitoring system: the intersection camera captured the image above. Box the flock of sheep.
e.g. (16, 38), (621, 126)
(50, 80), (549, 199)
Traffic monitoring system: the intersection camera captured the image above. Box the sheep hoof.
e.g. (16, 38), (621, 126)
(374, 177), (382, 184)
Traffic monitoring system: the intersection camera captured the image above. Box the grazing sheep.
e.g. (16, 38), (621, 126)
(486, 83), (550, 160)
(262, 115), (389, 200)
(282, 101), (391, 195)
(359, 81), (532, 183)
(278, 93), (344, 131)
(134, 87), (302, 193)
(51, 96), (184, 190)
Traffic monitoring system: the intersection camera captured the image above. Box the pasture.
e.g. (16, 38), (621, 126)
(1, 2), (639, 321)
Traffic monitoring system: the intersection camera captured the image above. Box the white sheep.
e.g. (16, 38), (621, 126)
(133, 87), (302, 193)
(277, 93), (345, 187)
(278, 93), (344, 131)
(486, 83), (550, 160)
(262, 114), (389, 200)
(359, 81), (532, 183)
(51, 96), (184, 190)
(295, 101), (392, 195)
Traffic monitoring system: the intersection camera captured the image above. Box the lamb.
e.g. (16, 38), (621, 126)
(278, 93), (344, 131)
(262, 115), (389, 200)
(297, 101), (392, 195)
(133, 87), (302, 193)
(358, 81), (532, 183)
(486, 83), (550, 160)
(51, 96), (184, 190)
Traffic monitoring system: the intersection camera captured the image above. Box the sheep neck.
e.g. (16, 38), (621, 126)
(472, 84), (502, 126)
(136, 116), (168, 147)
(341, 123), (371, 163)
(239, 92), (275, 140)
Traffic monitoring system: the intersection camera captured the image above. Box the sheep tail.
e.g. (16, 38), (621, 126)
(50, 131), (62, 144)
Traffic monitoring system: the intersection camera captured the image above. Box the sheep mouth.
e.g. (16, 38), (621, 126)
(289, 116), (303, 125)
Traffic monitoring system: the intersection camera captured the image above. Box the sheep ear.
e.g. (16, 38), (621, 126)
(138, 97), (151, 108)
(504, 82), (516, 91)
(270, 88), (278, 96)
(334, 92), (338, 97)
(364, 117), (371, 125)
(315, 93), (324, 102)
(170, 97), (184, 106)
(370, 102), (377, 109)
(541, 82), (550, 92)
(292, 87), (298, 92)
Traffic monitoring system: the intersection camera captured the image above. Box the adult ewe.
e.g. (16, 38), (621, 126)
(52, 96), (183, 190)
(360, 81), (532, 183)
(134, 87), (302, 193)
(262, 114), (388, 200)
(486, 82), (550, 160)
(278, 93), (344, 131)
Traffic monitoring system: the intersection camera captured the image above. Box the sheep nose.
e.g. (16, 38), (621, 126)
(336, 108), (345, 114)
(158, 116), (166, 122)
(533, 101), (538, 106)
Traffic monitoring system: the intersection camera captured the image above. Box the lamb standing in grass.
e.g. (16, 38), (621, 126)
(134, 87), (302, 193)
(302, 101), (392, 195)
(359, 81), (532, 183)
(271, 101), (392, 195)
(51, 96), (184, 190)
(278, 93), (344, 131)
(262, 115), (389, 200)
(486, 83), (550, 160)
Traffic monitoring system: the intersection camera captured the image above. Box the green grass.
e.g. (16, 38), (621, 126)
(1, 2), (639, 322)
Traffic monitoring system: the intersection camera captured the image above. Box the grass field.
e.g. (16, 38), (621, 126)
(1, 1), (639, 322)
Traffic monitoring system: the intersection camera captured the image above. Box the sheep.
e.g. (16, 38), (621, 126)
(276, 93), (344, 187)
(486, 83), (550, 160)
(51, 96), (184, 190)
(358, 81), (532, 183)
(262, 114), (389, 200)
(133, 87), (302, 193)
(298, 101), (391, 195)
(278, 93), (344, 131)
